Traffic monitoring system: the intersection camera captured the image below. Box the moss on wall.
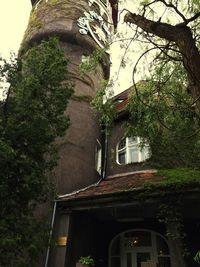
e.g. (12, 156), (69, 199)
(24, 0), (90, 42)
(144, 168), (200, 191)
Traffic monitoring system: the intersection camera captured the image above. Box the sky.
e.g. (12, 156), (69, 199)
(0, 0), (135, 94)
(0, 0), (175, 95)
(0, 0), (31, 59)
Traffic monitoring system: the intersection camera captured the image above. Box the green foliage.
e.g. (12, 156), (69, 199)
(194, 251), (200, 264)
(28, 8), (43, 30)
(126, 61), (200, 168)
(158, 202), (184, 238)
(79, 46), (115, 134)
(79, 48), (107, 74)
(157, 200), (190, 258)
(0, 37), (73, 266)
(157, 168), (200, 184)
(91, 80), (116, 134)
(143, 168), (200, 192)
(79, 256), (95, 266)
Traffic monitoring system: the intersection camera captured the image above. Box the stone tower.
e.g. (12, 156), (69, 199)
(24, 0), (116, 195)
(23, 1), (117, 266)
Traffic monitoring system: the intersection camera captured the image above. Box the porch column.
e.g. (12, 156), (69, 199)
(166, 222), (187, 267)
(48, 211), (71, 267)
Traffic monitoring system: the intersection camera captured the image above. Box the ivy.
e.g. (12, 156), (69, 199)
(78, 45), (116, 134)
(0, 37), (73, 266)
(91, 80), (116, 134)
(79, 47), (108, 74)
(142, 169), (200, 193)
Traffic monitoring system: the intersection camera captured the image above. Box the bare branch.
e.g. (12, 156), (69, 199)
(178, 12), (200, 26)
(157, 0), (187, 22)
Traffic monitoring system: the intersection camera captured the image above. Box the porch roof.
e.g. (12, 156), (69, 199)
(59, 170), (164, 201)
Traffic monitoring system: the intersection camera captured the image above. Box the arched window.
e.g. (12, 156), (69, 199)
(109, 229), (171, 267)
(117, 137), (150, 165)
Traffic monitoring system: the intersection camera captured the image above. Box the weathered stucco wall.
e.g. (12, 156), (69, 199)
(25, 0), (97, 49)
(23, 0), (108, 194)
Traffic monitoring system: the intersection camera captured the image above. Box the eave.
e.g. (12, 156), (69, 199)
(57, 172), (200, 214)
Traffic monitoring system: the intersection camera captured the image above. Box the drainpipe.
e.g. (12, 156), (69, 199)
(102, 131), (108, 179)
(45, 200), (57, 267)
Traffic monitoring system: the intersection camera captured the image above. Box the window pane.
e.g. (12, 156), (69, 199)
(158, 257), (171, 267)
(136, 252), (151, 267)
(124, 231), (152, 247)
(117, 137), (151, 164)
(118, 139), (126, 150)
(127, 253), (132, 267)
(129, 147), (139, 163)
(119, 151), (126, 164)
(95, 146), (102, 174)
(111, 257), (121, 267)
(128, 136), (137, 145)
(156, 235), (169, 255)
(111, 236), (120, 256)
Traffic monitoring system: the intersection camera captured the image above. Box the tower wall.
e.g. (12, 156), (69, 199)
(24, 0), (109, 194)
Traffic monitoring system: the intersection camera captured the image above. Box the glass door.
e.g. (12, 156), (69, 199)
(125, 250), (153, 267)
(110, 230), (171, 267)
(136, 252), (151, 267)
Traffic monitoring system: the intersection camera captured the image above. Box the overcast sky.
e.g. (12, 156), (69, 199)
(0, 0), (135, 94)
(0, 0), (31, 59)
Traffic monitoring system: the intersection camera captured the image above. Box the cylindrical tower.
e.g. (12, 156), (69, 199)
(24, 0), (115, 194)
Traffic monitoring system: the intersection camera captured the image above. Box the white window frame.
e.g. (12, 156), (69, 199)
(95, 139), (102, 174)
(116, 137), (150, 165)
(109, 229), (171, 267)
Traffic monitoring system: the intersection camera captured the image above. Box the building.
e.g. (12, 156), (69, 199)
(24, 1), (200, 266)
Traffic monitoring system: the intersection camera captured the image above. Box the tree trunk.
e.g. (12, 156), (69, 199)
(124, 12), (200, 109)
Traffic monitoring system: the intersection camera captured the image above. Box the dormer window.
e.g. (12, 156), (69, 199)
(117, 137), (150, 165)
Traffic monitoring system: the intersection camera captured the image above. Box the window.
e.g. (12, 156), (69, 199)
(117, 137), (150, 165)
(109, 230), (171, 267)
(95, 140), (102, 174)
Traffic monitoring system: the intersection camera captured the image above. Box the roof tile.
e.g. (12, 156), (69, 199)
(62, 170), (164, 201)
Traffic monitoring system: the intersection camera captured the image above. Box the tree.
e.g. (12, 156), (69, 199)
(124, 0), (200, 108)
(126, 66), (200, 168)
(101, 0), (200, 168)
(0, 38), (73, 266)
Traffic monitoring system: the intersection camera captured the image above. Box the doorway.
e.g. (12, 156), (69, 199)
(109, 229), (171, 267)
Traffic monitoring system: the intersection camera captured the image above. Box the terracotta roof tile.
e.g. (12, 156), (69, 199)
(114, 89), (130, 111)
(61, 170), (165, 201)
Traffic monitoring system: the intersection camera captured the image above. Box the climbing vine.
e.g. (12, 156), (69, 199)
(0, 37), (73, 266)
(91, 79), (116, 134)
(157, 200), (190, 259)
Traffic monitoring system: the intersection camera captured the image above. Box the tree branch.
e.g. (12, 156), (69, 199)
(125, 13), (178, 42)
(124, 11), (200, 109)
(157, 0), (187, 22)
(178, 12), (200, 26)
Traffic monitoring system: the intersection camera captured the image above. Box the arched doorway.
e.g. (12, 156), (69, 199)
(109, 229), (171, 267)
